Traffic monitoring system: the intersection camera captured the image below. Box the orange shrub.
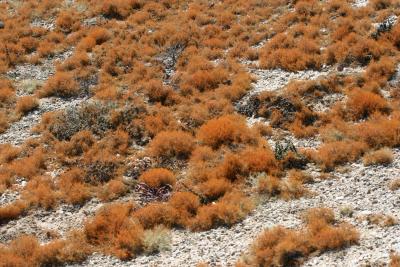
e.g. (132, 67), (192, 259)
(0, 200), (27, 224)
(97, 179), (127, 202)
(56, 130), (95, 158)
(134, 202), (178, 229)
(168, 192), (200, 226)
(197, 114), (257, 148)
(100, 0), (141, 19)
(259, 34), (323, 71)
(364, 57), (396, 86)
(351, 115), (400, 148)
(139, 168), (176, 188)
(9, 148), (46, 179)
(198, 178), (232, 201)
(312, 141), (368, 171)
(346, 90), (390, 120)
(241, 208), (359, 266)
(241, 147), (279, 174)
(20, 37), (38, 53)
(39, 72), (79, 97)
(84, 202), (144, 259)
(362, 147), (393, 166)
(257, 175), (307, 200)
(190, 192), (254, 231)
(0, 84), (15, 104)
(391, 253), (400, 267)
(180, 67), (229, 93)
(389, 179), (400, 191)
(142, 79), (172, 103)
(56, 11), (79, 33)
(0, 111), (8, 133)
(15, 96), (39, 115)
(88, 27), (111, 45)
(37, 40), (56, 57)
(22, 176), (59, 210)
(58, 168), (91, 205)
(148, 130), (195, 159)
(0, 144), (20, 164)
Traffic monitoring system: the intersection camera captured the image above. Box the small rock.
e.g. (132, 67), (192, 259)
(0, 21), (4, 29)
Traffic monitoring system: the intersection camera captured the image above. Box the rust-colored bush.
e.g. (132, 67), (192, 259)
(351, 115), (400, 148)
(197, 115), (257, 148)
(56, 130), (95, 158)
(22, 176), (59, 210)
(84, 202), (144, 259)
(134, 202), (178, 229)
(346, 90), (390, 120)
(190, 191), (254, 231)
(39, 72), (79, 98)
(139, 168), (176, 188)
(0, 111), (8, 133)
(241, 208), (359, 266)
(0, 200), (27, 224)
(198, 178), (232, 201)
(142, 79), (173, 103)
(15, 96), (39, 115)
(259, 34), (323, 71)
(312, 141), (368, 171)
(88, 27), (111, 45)
(364, 57), (396, 86)
(241, 147), (279, 175)
(98, 179), (128, 201)
(168, 192), (200, 226)
(58, 168), (91, 205)
(148, 130), (195, 159)
(0, 143), (21, 164)
(37, 40), (56, 58)
(389, 179), (400, 191)
(258, 175), (307, 200)
(100, 0), (141, 19)
(363, 147), (394, 166)
(390, 253), (400, 267)
(9, 148), (46, 179)
(56, 11), (79, 33)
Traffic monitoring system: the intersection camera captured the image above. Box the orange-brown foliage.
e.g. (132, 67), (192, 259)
(57, 168), (91, 205)
(22, 176), (59, 210)
(0, 111), (8, 133)
(346, 90), (390, 120)
(97, 179), (127, 202)
(197, 115), (257, 148)
(9, 148), (46, 179)
(198, 178), (232, 201)
(84, 202), (144, 260)
(100, 0), (141, 19)
(311, 141), (368, 171)
(190, 192), (254, 231)
(168, 192), (200, 226)
(15, 96), (39, 115)
(363, 147), (394, 166)
(0, 143), (21, 164)
(139, 168), (176, 188)
(0, 200), (27, 224)
(351, 115), (400, 148)
(39, 72), (79, 98)
(148, 130), (195, 159)
(241, 208), (359, 266)
(391, 253), (400, 267)
(134, 202), (178, 229)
